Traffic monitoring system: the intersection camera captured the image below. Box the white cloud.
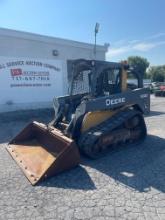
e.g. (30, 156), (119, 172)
(107, 46), (130, 56)
(156, 41), (165, 46)
(113, 39), (128, 46)
(133, 41), (165, 52)
(106, 46), (131, 60)
(106, 33), (165, 60)
(147, 32), (165, 40)
(133, 42), (155, 51)
(129, 39), (140, 44)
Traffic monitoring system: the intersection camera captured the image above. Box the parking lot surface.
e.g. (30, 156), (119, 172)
(0, 95), (165, 220)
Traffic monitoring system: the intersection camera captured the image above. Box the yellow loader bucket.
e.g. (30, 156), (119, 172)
(6, 121), (80, 185)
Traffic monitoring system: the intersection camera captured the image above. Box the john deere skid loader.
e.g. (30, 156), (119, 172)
(7, 59), (150, 185)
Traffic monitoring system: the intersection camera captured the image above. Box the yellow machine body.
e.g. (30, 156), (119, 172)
(81, 110), (116, 133)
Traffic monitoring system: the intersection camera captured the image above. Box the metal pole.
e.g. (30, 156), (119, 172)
(94, 31), (96, 59)
(94, 23), (99, 60)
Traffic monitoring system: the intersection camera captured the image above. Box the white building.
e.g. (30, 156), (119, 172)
(0, 28), (108, 112)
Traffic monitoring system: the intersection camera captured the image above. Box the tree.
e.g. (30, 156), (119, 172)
(127, 56), (150, 78)
(147, 65), (165, 82)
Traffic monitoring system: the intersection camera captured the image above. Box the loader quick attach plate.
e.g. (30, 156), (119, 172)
(6, 121), (80, 185)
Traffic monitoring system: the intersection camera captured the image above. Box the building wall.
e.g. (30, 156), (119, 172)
(0, 28), (107, 60)
(0, 28), (108, 112)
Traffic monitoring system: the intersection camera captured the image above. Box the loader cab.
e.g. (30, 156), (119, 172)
(94, 67), (122, 96)
(91, 62), (144, 97)
(67, 60), (143, 98)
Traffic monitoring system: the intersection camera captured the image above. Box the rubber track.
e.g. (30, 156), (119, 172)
(78, 109), (146, 158)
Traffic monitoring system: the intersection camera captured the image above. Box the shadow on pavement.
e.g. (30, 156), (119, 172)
(38, 135), (165, 192)
(0, 108), (53, 123)
(82, 134), (165, 192)
(38, 165), (96, 190)
(145, 110), (165, 117)
(1, 109), (165, 191)
(0, 109), (53, 144)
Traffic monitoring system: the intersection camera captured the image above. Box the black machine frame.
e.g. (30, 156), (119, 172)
(51, 59), (150, 138)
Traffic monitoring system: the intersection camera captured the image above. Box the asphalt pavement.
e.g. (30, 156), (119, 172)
(0, 95), (165, 220)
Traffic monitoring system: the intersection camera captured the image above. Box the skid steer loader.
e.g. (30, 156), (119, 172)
(7, 59), (150, 185)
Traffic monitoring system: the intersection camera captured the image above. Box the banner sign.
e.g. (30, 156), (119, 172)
(0, 57), (64, 105)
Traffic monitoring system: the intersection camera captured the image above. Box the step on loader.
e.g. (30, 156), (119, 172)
(7, 59), (150, 185)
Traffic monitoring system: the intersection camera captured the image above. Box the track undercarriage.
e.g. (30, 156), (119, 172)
(78, 108), (146, 159)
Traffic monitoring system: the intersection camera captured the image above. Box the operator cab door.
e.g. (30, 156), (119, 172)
(98, 68), (121, 96)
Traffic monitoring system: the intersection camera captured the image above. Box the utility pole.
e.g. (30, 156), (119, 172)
(94, 22), (100, 59)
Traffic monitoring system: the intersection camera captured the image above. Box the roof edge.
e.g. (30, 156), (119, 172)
(0, 27), (109, 52)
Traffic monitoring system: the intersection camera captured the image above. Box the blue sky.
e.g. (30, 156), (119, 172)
(0, 0), (164, 65)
